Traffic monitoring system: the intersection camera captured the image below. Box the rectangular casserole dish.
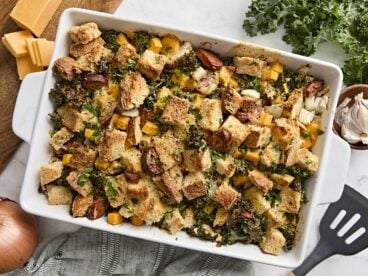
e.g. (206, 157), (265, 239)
(13, 8), (351, 268)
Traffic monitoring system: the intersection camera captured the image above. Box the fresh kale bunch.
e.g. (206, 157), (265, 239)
(243, 0), (368, 84)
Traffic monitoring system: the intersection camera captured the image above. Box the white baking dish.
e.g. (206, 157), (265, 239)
(13, 8), (351, 268)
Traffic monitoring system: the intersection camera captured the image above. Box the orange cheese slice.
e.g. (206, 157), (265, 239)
(25, 38), (38, 65)
(16, 56), (43, 80)
(10, 0), (62, 37)
(34, 39), (54, 67)
(2, 30), (33, 57)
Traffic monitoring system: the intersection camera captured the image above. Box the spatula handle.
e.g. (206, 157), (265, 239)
(292, 239), (335, 276)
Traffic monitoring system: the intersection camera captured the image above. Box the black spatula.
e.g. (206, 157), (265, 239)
(292, 185), (368, 276)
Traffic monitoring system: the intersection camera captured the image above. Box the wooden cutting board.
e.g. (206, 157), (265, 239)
(0, 0), (122, 172)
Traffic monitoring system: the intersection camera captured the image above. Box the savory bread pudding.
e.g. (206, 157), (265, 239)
(39, 22), (329, 255)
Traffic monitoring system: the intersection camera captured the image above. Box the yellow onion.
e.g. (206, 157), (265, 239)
(0, 197), (38, 273)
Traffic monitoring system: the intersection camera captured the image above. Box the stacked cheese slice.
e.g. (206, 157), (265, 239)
(2, 31), (54, 80)
(1, 0), (61, 80)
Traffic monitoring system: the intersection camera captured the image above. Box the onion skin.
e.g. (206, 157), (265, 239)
(0, 197), (38, 273)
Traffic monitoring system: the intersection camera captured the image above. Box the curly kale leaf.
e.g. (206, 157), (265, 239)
(243, 0), (368, 84)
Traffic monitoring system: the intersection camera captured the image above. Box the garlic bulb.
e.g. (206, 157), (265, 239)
(337, 92), (368, 145)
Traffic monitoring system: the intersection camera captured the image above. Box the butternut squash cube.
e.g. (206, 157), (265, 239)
(270, 61), (284, 73)
(245, 149), (261, 163)
(95, 157), (110, 171)
(193, 94), (205, 110)
(113, 115), (130, 130)
(148, 37), (162, 53)
(142, 121), (159, 136)
(263, 69), (279, 81)
(62, 154), (73, 166)
(160, 34), (180, 55)
(259, 112), (273, 127)
(116, 33), (128, 45)
(107, 212), (123, 225)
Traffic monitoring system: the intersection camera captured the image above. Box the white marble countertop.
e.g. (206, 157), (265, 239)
(2, 0), (368, 275)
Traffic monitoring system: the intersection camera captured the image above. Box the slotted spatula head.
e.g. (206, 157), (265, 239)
(320, 184), (368, 254)
(293, 185), (368, 276)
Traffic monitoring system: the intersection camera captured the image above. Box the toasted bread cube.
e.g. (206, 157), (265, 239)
(40, 161), (63, 186)
(105, 174), (128, 208)
(62, 108), (85, 132)
(182, 172), (207, 200)
(213, 207), (229, 227)
(133, 179), (170, 225)
(69, 22), (101, 44)
(148, 37), (162, 53)
(164, 209), (185, 235)
(126, 116), (142, 146)
(183, 208), (196, 228)
(212, 183), (240, 210)
(296, 148), (319, 172)
(160, 95), (191, 127)
(107, 212), (123, 225)
(198, 98), (223, 131)
(113, 42), (138, 67)
(272, 118), (296, 150)
(121, 148), (142, 173)
(98, 129), (127, 161)
(66, 171), (93, 197)
(216, 157), (236, 178)
(259, 228), (286, 255)
(220, 115), (250, 147)
(69, 37), (105, 58)
(152, 166), (183, 203)
(270, 173), (294, 189)
(192, 66), (207, 81)
(120, 72), (150, 110)
(183, 148), (211, 172)
(153, 130), (183, 170)
(119, 199), (135, 219)
(245, 149), (261, 163)
(243, 186), (271, 215)
(127, 180), (149, 200)
(166, 41), (193, 68)
(46, 185), (73, 205)
(248, 170), (273, 192)
(221, 88), (243, 114)
(137, 49), (167, 80)
(218, 66), (235, 87)
(233, 56), (267, 78)
(282, 89), (303, 119)
(244, 125), (271, 149)
(277, 187), (301, 214)
(49, 127), (73, 151)
(72, 194), (93, 217)
(264, 208), (288, 228)
(260, 142), (281, 167)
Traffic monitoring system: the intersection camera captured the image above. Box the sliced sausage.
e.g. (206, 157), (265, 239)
(87, 198), (107, 220)
(141, 147), (164, 175)
(305, 79), (324, 97)
(82, 74), (108, 90)
(139, 107), (154, 128)
(124, 172), (141, 183)
(195, 48), (223, 70)
(208, 129), (233, 153)
(235, 97), (262, 124)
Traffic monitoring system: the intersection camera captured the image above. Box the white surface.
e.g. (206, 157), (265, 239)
(1, 0), (367, 275)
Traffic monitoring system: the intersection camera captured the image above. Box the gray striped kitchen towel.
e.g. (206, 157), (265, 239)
(10, 227), (253, 276)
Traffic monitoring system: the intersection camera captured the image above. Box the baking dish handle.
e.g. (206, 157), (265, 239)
(317, 133), (351, 205)
(12, 71), (47, 144)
